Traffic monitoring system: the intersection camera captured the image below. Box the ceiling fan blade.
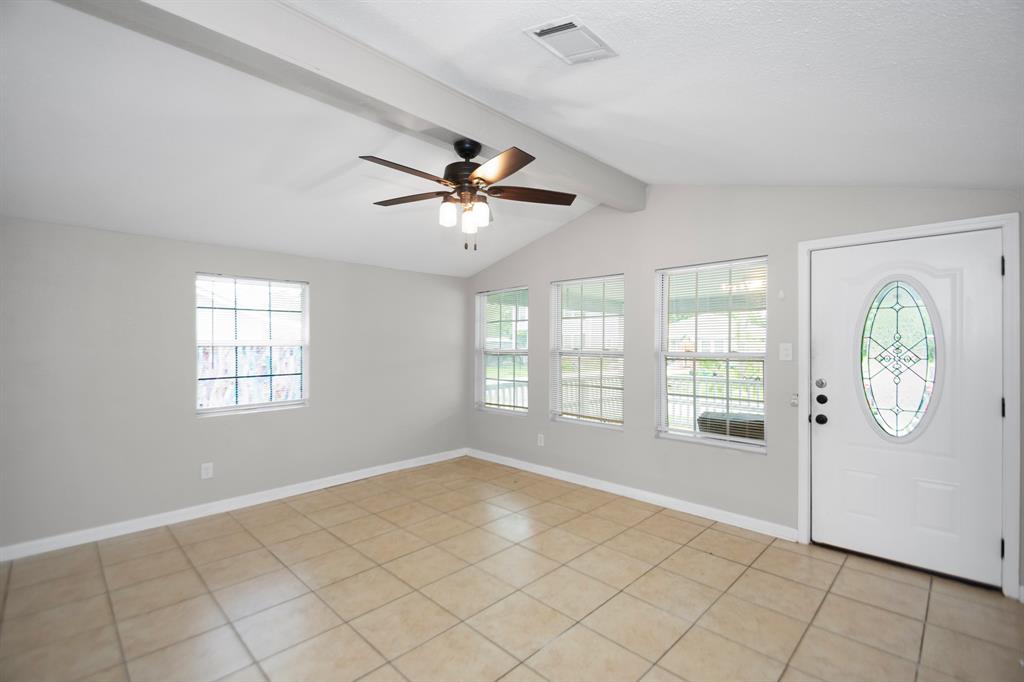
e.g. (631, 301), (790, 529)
(469, 147), (535, 186)
(486, 186), (576, 206)
(359, 155), (454, 187)
(373, 191), (452, 206)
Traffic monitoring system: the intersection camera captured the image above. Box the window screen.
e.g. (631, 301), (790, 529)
(477, 287), (528, 412)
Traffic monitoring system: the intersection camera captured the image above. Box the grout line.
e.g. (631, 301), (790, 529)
(97, 542), (131, 673)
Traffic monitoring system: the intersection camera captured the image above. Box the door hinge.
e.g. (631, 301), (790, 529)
(1001, 538), (1005, 558)
(1002, 256), (1006, 275)
(1002, 397), (1006, 417)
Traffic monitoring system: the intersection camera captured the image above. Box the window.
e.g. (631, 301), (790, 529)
(195, 274), (308, 414)
(657, 258), (766, 447)
(477, 287), (529, 412)
(551, 275), (624, 426)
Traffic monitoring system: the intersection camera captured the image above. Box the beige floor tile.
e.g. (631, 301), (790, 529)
(359, 664), (406, 682)
(770, 538), (846, 565)
(488, 491), (543, 513)
(0, 623), (122, 682)
(920, 622), (1024, 681)
(355, 529), (430, 564)
(305, 502), (370, 528)
(477, 545), (560, 588)
(184, 531), (262, 566)
(625, 568), (720, 621)
(710, 522), (774, 545)
(171, 514), (245, 546)
(659, 626), (785, 682)
(234, 593), (341, 660)
(522, 527), (596, 563)
(604, 528), (680, 565)
(689, 528), (768, 565)
(501, 664), (547, 682)
(524, 565), (618, 620)
(232, 502), (303, 529)
(844, 555), (931, 588)
(0, 592), (113, 659)
(197, 547), (284, 591)
(583, 592), (691, 662)
(568, 545), (652, 590)
(269, 529), (346, 565)
(118, 593), (225, 659)
(468, 592), (573, 660)
(379, 501), (443, 527)
(334, 480), (389, 502)
(660, 546), (746, 590)
(751, 547), (839, 590)
(405, 513), (473, 543)
(830, 566), (929, 619)
(814, 593), (922, 660)
(395, 624), (518, 682)
(9, 545), (100, 590)
(789, 627), (916, 682)
(927, 589), (1024, 649)
(634, 514), (705, 545)
(248, 516), (320, 546)
(318, 566), (412, 620)
(639, 666), (685, 682)
(519, 502), (581, 526)
(698, 594), (806, 662)
(350, 592), (458, 659)
(98, 527), (177, 566)
(3, 568), (107, 618)
(110, 568), (207, 620)
(80, 662), (130, 682)
(291, 546), (376, 590)
(483, 513), (550, 542)
(930, 575), (1020, 612)
(449, 501), (513, 526)
(383, 546), (467, 588)
(126, 626), (252, 682)
(403, 481), (452, 499)
(590, 499), (659, 526)
(551, 490), (613, 513)
(914, 666), (960, 682)
(727, 568), (826, 622)
(214, 567), (309, 620)
(558, 514), (627, 543)
(438, 528), (513, 563)
(525, 624), (651, 682)
(520, 482), (575, 502)
(454, 481), (509, 501)
(778, 666), (823, 682)
(659, 509), (714, 527)
(329, 515), (399, 545)
(490, 473), (538, 491)
(260, 624), (385, 682)
(215, 663), (268, 682)
(421, 566), (515, 619)
(357, 492), (414, 514)
(104, 547), (191, 590)
(286, 489), (348, 514)
(422, 490), (479, 513)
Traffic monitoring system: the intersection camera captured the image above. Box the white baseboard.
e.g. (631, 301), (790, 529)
(467, 448), (800, 542)
(0, 448), (467, 562)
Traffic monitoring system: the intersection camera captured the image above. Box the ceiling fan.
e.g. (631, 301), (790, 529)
(360, 138), (576, 250)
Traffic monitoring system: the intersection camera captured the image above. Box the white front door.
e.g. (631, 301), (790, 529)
(810, 228), (1004, 584)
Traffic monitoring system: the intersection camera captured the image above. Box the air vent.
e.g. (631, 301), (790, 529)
(525, 17), (617, 65)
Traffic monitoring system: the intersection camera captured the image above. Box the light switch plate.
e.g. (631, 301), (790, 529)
(779, 342), (793, 361)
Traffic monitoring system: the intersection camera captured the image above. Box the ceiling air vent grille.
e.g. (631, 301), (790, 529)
(525, 17), (617, 65)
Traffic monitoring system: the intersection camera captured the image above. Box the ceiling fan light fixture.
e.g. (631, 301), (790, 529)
(438, 196), (457, 227)
(461, 205), (478, 234)
(472, 195), (491, 226)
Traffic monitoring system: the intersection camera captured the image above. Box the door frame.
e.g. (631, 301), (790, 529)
(797, 213), (1021, 597)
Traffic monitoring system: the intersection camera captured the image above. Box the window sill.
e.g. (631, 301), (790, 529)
(477, 405), (529, 417)
(197, 400), (307, 418)
(656, 430), (767, 454)
(551, 415), (624, 432)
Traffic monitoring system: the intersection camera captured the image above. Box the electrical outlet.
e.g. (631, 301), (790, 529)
(537, 434), (545, 447)
(779, 342), (793, 361)
(201, 462), (213, 480)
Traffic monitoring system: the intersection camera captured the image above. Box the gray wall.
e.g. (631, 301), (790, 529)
(0, 218), (469, 546)
(465, 186), (1023, 531)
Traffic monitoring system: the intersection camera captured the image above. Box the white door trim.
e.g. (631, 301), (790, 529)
(797, 213), (1021, 597)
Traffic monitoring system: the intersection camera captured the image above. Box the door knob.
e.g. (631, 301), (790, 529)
(816, 394), (828, 404)
(815, 414), (828, 425)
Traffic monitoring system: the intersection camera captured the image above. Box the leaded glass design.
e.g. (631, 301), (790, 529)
(860, 280), (937, 437)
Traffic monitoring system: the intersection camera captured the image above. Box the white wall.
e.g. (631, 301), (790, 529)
(0, 218), (469, 546)
(465, 186), (1023, 531)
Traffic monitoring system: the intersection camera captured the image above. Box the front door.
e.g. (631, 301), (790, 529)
(810, 227), (1004, 584)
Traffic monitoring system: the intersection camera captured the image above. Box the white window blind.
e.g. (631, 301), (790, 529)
(551, 275), (624, 426)
(656, 258), (766, 446)
(477, 287), (528, 412)
(195, 274), (308, 413)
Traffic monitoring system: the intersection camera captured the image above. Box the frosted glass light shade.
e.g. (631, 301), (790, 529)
(438, 199), (457, 227)
(461, 207), (478, 234)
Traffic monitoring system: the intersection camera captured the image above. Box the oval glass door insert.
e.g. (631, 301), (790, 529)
(860, 280), (937, 437)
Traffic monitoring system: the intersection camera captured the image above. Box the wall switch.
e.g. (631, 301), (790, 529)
(537, 434), (545, 447)
(779, 342), (793, 361)
(201, 462), (213, 480)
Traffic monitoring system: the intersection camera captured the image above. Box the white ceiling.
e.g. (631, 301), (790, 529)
(289, 0), (1024, 187)
(0, 1), (595, 277)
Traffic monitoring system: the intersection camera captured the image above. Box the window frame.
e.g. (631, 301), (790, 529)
(550, 273), (626, 429)
(655, 257), (767, 452)
(475, 286), (529, 415)
(194, 272), (310, 417)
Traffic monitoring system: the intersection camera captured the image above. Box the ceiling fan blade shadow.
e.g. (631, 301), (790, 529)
(373, 190), (452, 206)
(469, 147), (535, 186)
(486, 186), (576, 206)
(359, 155), (454, 187)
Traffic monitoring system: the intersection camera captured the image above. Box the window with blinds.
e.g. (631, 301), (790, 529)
(657, 258), (767, 447)
(195, 274), (308, 413)
(551, 275), (624, 426)
(477, 287), (529, 412)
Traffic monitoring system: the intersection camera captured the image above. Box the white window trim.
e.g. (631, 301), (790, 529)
(550, 273), (625, 429)
(655, 257), (767, 452)
(195, 272), (310, 417)
(475, 285), (529, 414)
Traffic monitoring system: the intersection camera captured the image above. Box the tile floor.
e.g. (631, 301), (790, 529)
(1, 456), (1022, 682)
